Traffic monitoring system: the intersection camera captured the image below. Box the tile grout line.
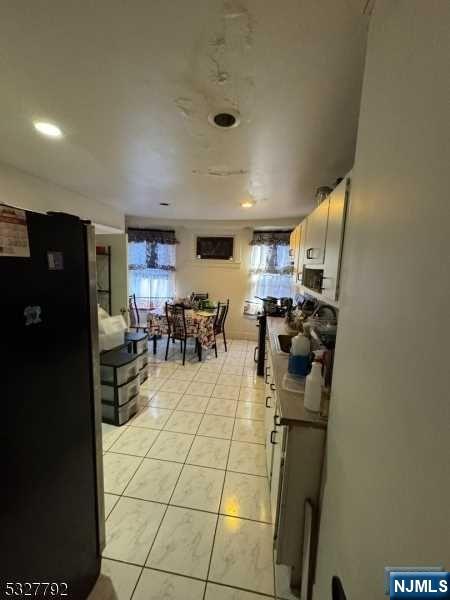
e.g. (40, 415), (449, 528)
(127, 402), (200, 600)
(103, 559), (275, 599)
(102, 341), (265, 599)
(201, 361), (238, 600)
(105, 450), (269, 477)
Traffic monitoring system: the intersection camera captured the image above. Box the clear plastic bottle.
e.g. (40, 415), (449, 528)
(291, 333), (310, 356)
(304, 361), (322, 412)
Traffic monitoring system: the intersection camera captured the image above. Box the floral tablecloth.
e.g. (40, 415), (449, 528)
(147, 309), (215, 349)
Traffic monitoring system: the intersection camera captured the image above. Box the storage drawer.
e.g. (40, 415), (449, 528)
(139, 366), (148, 385)
(138, 351), (148, 371)
(101, 349), (139, 386)
(102, 395), (138, 426)
(125, 331), (148, 356)
(102, 374), (140, 406)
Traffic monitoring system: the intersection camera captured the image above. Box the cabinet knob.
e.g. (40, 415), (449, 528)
(270, 430), (277, 444)
(265, 396), (272, 408)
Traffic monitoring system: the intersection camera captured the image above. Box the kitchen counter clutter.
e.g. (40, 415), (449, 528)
(266, 316), (329, 427)
(265, 316), (328, 595)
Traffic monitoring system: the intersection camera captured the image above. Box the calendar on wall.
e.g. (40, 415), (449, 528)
(0, 204), (30, 257)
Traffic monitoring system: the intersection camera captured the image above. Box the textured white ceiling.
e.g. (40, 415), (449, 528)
(0, 0), (368, 220)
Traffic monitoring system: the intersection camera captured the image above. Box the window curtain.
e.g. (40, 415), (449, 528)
(249, 230), (294, 301)
(128, 228), (177, 309)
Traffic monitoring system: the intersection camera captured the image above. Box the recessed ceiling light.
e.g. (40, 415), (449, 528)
(33, 121), (63, 138)
(159, 202), (170, 206)
(241, 199), (255, 208)
(208, 110), (240, 129)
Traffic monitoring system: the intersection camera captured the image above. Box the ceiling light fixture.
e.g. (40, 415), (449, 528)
(241, 199), (255, 208)
(208, 109), (240, 129)
(33, 121), (63, 138)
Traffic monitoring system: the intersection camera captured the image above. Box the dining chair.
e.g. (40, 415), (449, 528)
(213, 299), (229, 356)
(128, 294), (148, 333)
(165, 303), (200, 365)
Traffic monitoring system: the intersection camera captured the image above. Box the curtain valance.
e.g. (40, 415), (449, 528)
(249, 230), (291, 246)
(128, 228), (177, 271)
(128, 228), (178, 245)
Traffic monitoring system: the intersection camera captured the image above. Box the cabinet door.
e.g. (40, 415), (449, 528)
(289, 227), (297, 255)
(290, 225), (299, 281)
(270, 421), (286, 524)
(296, 220), (307, 284)
(264, 354), (275, 479)
(265, 393), (276, 480)
(322, 178), (349, 300)
(304, 199), (330, 264)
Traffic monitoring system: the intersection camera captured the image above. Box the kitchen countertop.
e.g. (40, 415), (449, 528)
(266, 317), (328, 429)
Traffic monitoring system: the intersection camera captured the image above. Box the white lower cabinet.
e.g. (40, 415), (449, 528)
(265, 394), (276, 480)
(264, 351), (275, 479)
(270, 420), (285, 524)
(264, 348), (326, 594)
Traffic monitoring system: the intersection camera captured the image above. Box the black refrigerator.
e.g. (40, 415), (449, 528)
(0, 207), (104, 599)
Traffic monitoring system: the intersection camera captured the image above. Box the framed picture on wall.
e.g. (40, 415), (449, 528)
(196, 236), (234, 260)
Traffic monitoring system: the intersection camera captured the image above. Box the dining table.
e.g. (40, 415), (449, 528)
(147, 307), (216, 358)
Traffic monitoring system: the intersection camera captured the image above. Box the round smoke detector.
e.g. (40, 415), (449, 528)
(208, 110), (240, 129)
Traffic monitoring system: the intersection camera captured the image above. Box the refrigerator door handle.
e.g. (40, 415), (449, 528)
(85, 223), (106, 552)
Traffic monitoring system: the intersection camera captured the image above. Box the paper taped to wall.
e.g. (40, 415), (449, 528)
(0, 204), (30, 257)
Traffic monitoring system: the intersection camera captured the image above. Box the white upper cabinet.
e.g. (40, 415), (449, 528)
(290, 221), (307, 284)
(321, 177), (350, 301)
(290, 172), (351, 303)
(296, 219), (307, 284)
(303, 197), (330, 265)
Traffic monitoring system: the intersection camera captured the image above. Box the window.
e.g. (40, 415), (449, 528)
(128, 228), (177, 310)
(249, 230), (294, 301)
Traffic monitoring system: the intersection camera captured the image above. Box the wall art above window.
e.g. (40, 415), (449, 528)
(196, 236), (234, 260)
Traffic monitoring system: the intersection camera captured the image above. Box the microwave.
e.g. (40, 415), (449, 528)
(302, 267), (324, 293)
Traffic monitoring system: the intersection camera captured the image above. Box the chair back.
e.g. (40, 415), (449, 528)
(128, 294), (139, 328)
(191, 292), (209, 302)
(214, 299), (229, 333)
(165, 302), (187, 339)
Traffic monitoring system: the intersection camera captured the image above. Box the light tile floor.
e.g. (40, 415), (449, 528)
(92, 338), (293, 600)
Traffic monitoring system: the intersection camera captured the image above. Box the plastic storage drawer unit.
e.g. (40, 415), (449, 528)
(102, 395), (138, 426)
(102, 373), (140, 406)
(139, 366), (149, 385)
(138, 352), (149, 371)
(125, 331), (148, 356)
(101, 349), (139, 386)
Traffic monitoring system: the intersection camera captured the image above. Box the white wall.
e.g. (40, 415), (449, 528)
(126, 216), (298, 340)
(314, 2), (450, 599)
(0, 162), (124, 231)
(96, 233), (129, 317)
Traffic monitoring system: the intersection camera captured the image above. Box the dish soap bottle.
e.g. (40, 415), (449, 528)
(288, 333), (311, 376)
(304, 360), (322, 412)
